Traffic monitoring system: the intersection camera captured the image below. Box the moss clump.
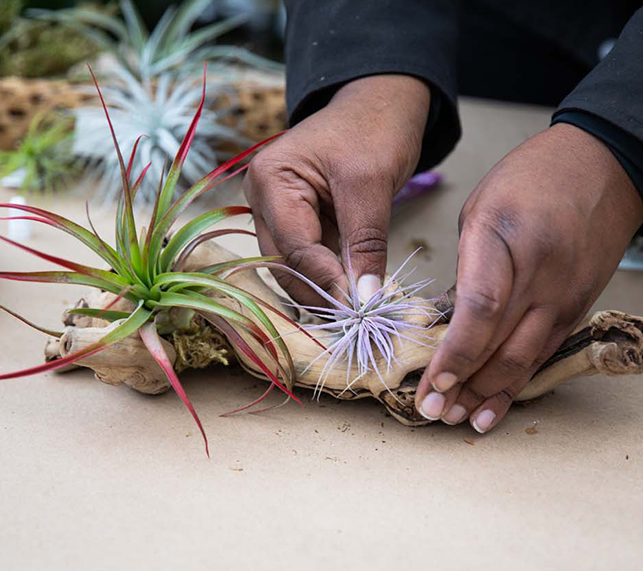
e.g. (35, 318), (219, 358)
(2, 26), (97, 78)
(171, 318), (233, 373)
(0, 2), (101, 78)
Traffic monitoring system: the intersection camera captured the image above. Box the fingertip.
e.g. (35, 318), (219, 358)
(441, 404), (467, 425)
(414, 367), (433, 410)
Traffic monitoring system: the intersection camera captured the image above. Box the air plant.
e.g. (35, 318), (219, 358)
(238, 252), (442, 402)
(72, 64), (249, 204)
(0, 67), (309, 457)
(0, 113), (79, 195)
(277, 255), (441, 400)
(32, 0), (282, 82)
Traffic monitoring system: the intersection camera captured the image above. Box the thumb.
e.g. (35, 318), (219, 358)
(335, 188), (392, 304)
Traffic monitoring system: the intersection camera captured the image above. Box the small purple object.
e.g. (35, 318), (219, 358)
(393, 170), (443, 209)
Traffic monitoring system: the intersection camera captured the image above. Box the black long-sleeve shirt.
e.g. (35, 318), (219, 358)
(283, 1), (643, 201)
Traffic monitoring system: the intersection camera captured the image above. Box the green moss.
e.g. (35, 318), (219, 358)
(0, 2), (101, 78)
(2, 24), (97, 77)
(171, 318), (233, 373)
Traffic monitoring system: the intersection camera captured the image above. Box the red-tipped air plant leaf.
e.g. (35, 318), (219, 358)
(87, 65), (141, 269)
(219, 383), (276, 418)
(173, 228), (257, 272)
(0, 203), (122, 269)
(0, 304), (151, 381)
(0, 305), (63, 338)
(200, 312), (301, 405)
(202, 313), (290, 415)
(0, 270), (136, 298)
(156, 65), (208, 218)
(126, 134), (147, 179)
(173, 67), (207, 169)
(139, 322), (210, 457)
(67, 308), (132, 322)
(0, 235), (129, 287)
(160, 205), (251, 270)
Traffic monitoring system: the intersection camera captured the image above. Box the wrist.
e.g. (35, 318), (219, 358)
(325, 75), (431, 185)
(548, 123), (643, 233)
(331, 75), (429, 133)
(332, 74), (430, 111)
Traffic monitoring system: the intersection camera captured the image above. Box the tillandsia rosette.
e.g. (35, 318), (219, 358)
(32, 0), (282, 206)
(0, 67), (312, 457)
(259, 252), (442, 401)
(31, 0), (283, 81)
(72, 64), (249, 205)
(0, 66), (443, 456)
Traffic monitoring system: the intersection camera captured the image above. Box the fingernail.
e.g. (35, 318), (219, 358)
(432, 372), (458, 392)
(357, 274), (382, 303)
(442, 404), (467, 425)
(419, 392), (446, 420)
(472, 410), (496, 434)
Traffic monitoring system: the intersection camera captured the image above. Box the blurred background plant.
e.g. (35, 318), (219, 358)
(72, 66), (250, 204)
(57, 0), (279, 204)
(0, 112), (79, 194)
(0, 1), (103, 78)
(0, 0), (288, 205)
(31, 0), (282, 81)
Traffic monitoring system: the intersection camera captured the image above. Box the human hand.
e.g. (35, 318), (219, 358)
(415, 123), (643, 432)
(242, 74), (430, 305)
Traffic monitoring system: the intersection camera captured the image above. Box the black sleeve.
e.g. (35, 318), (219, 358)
(552, 8), (643, 201)
(283, 0), (461, 170)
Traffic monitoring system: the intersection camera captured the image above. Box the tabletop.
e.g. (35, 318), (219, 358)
(1, 98), (642, 571)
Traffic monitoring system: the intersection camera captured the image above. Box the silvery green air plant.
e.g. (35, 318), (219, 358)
(268, 251), (443, 401)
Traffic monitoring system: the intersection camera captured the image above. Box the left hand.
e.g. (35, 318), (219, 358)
(415, 123), (643, 433)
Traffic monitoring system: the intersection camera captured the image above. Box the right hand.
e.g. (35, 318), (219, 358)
(242, 74), (431, 306)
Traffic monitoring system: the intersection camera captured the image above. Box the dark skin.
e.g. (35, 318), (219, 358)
(243, 75), (643, 433)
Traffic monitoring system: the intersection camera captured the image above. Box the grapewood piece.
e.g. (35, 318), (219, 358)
(47, 242), (643, 425)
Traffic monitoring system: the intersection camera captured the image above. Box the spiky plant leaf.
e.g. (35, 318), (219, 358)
(0, 68), (299, 456)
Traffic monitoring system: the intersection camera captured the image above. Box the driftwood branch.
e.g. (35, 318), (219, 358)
(46, 242), (643, 424)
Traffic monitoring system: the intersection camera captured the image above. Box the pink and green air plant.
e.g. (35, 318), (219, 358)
(0, 66), (316, 457)
(0, 66), (441, 457)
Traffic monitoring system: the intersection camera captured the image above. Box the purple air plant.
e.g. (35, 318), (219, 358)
(263, 250), (444, 401)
